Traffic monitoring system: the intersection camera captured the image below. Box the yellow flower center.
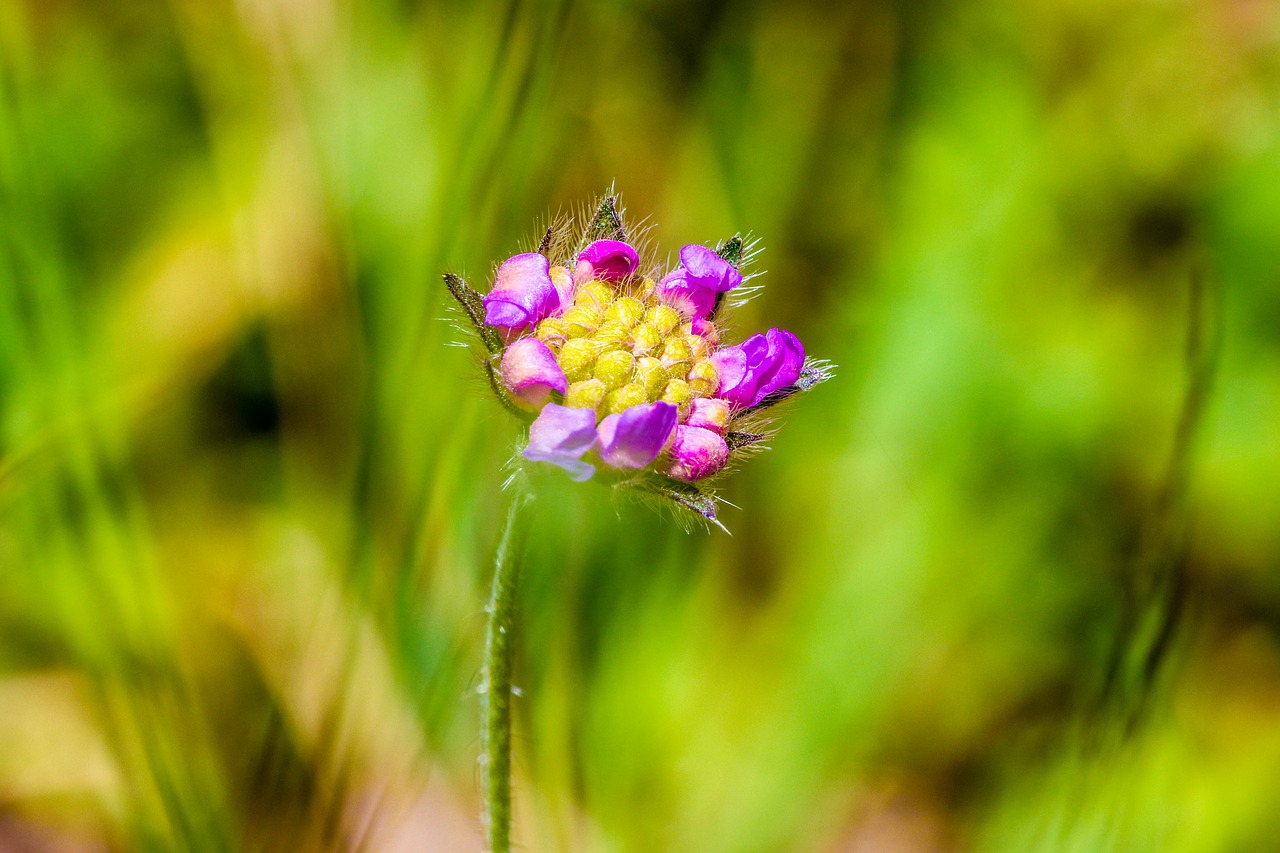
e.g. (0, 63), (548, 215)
(534, 279), (719, 418)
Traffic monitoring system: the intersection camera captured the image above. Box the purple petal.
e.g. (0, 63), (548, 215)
(710, 344), (757, 407)
(576, 240), (639, 282)
(523, 403), (598, 481)
(501, 337), (568, 407)
(596, 401), (678, 470)
(664, 425), (729, 482)
(655, 268), (717, 321)
(678, 244), (742, 292)
(484, 253), (560, 333)
(750, 328), (805, 403)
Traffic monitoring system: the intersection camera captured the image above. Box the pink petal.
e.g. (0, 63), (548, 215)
(484, 252), (560, 333)
(596, 402), (678, 469)
(523, 403), (598, 481)
(664, 425), (729, 482)
(501, 337), (568, 408)
(750, 328), (805, 403)
(678, 244), (742, 292)
(576, 240), (639, 282)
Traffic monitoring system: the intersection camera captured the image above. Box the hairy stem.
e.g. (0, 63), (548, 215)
(481, 489), (530, 852)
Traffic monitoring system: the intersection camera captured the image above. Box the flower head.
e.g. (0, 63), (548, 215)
(444, 195), (832, 526)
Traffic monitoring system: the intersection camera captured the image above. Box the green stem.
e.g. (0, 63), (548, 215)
(481, 489), (529, 853)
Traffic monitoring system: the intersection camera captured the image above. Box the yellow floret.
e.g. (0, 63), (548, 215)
(595, 321), (633, 348)
(631, 278), (656, 301)
(633, 356), (670, 400)
(604, 296), (646, 327)
(593, 350), (636, 390)
(565, 378), (607, 410)
(558, 338), (599, 382)
(686, 358), (719, 397)
(661, 378), (693, 417)
(536, 317), (566, 342)
(660, 337), (692, 366)
(560, 305), (600, 338)
(631, 323), (663, 356)
(574, 280), (614, 307)
(601, 383), (648, 416)
(645, 305), (681, 336)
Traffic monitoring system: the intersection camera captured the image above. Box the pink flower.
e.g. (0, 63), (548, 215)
(522, 402), (678, 480)
(710, 328), (805, 408)
(664, 425), (729, 482)
(445, 194), (834, 525)
(656, 244), (744, 321)
(575, 240), (639, 283)
(522, 404), (599, 482)
(483, 253), (561, 335)
(596, 402), (679, 469)
(500, 338), (567, 408)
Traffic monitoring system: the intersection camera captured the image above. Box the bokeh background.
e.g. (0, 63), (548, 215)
(2, 0), (1279, 850)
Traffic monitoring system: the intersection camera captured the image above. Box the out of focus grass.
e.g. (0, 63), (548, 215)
(2, 0), (1280, 850)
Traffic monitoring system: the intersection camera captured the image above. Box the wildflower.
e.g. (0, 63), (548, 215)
(444, 196), (832, 525)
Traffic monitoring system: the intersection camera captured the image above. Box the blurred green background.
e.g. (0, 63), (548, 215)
(2, 0), (1279, 850)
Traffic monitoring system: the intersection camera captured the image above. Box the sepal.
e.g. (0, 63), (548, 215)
(586, 195), (626, 243)
(625, 474), (726, 531)
(444, 273), (504, 354)
(738, 359), (836, 416)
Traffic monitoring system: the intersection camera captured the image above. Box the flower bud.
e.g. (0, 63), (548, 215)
(550, 265), (574, 309)
(645, 305), (681, 336)
(535, 317), (566, 344)
(661, 379), (692, 416)
(595, 321), (633, 348)
(604, 296), (646, 327)
(686, 358), (719, 397)
(560, 305), (600, 338)
(575, 280), (614, 307)
(685, 333), (710, 359)
(664, 425), (729, 482)
(500, 337), (568, 408)
(690, 317), (719, 343)
(602, 383), (648, 416)
(558, 338), (599, 382)
(660, 337), (692, 367)
(632, 323), (663, 355)
(633, 357), (670, 399)
(565, 378), (607, 410)
(575, 239), (639, 283)
(685, 398), (731, 434)
(593, 350), (636, 390)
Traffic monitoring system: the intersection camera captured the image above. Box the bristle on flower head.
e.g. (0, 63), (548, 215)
(443, 193), (832, 526)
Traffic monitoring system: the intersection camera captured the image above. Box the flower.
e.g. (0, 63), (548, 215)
(483, 252), (561, 337)
(710, 327), (805, 408)
(576, 239), (639, 283)
(444, 196), (832, 525)
(656, 244), (744, 321)
(665, 425), (729, 482)
(500, 337), (567, 408)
